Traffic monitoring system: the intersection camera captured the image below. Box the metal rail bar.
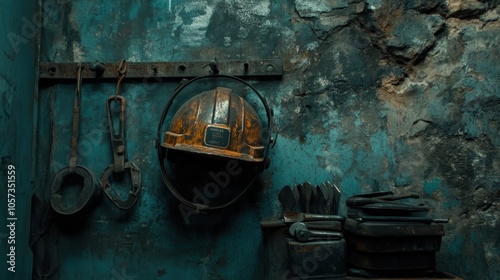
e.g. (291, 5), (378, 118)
(39, 59), (283, 81)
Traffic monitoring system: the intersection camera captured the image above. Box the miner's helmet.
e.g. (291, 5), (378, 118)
(161, 86), (266, 163)
(156, 75), (274, 210)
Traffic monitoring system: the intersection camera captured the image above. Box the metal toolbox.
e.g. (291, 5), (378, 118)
(347, 250), (436, 270)
(343, 218), (445, 271)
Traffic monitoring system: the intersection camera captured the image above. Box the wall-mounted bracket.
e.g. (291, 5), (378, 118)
(39, 59), (282, 82)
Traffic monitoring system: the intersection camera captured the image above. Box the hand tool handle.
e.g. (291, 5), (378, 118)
(306, 221), (343, 231)
(309, 183), (319, 214)
(351, 191), (393, 198)
(69, 64), (84, 172)
(351, 216), (449, 223)
(278, 185), (296, 212)
(347, 193), (420, 206)
(303, 213), (346, 222)
(328, 182), (341, 215)
(296, 229), (343, 241)
(318, 183), (330, 214)
(260, 219), (286, 228)
(298, 183), (312, 213)
(309, 230), (343, 239)
(259, 220), (343, 230)
(377, 193), (420, 201)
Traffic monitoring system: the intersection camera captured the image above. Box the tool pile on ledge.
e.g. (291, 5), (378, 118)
(261, 186), (459, 279)
(261, 182), (347, 279)
(344, 191), (449, 278)
(278, 182), (344, 241)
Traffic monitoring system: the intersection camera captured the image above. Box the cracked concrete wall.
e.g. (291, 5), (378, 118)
(285, 1), (500, 278)
(36, 0), (499, 279)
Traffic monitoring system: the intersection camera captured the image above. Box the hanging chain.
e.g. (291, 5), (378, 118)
(114, 59), (127, 100)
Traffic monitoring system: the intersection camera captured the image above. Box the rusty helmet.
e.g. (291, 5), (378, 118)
(156, 74), (274, 211)
(161, 86), (266, 162)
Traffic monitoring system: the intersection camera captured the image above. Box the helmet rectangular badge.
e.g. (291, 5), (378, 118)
(204, 125), (231, 148)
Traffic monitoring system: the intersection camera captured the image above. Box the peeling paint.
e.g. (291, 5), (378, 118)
(72, 41), (86, 61)
(294, 0), (348, 17)
(366, 0), (382, 10)
(236, 0), (271, 17)
(172, 2), (214, 47)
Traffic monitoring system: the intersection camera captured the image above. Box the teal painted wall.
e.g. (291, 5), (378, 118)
(28, 0), (500, 279)
(0, 0), (37, 279)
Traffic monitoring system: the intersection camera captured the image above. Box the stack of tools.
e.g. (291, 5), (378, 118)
(344, 191), (449, 278)
(261, 182), (347, 279)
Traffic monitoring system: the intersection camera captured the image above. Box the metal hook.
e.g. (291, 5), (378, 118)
(89, 62), (105, 76)
(100, 96), (143, 210)
(74, 64), (83, 109)
(203, 57), (219, 74)
(115, 59), (127, 100)
(100, 87), (142, 210)
(118, 59), (127, 76)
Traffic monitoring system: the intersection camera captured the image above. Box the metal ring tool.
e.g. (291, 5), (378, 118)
(99, 60), (142, 209)
(50, 64), (101, 215)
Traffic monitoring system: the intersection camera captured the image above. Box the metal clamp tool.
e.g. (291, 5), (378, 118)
(99, 60), (142, 209)
(50, 64), (101, 215)
(289, 222), (343, 242)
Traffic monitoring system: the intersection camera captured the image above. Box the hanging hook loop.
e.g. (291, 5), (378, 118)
(115, 59), (127, 100)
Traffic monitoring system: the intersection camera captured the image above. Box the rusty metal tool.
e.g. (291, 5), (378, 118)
(346, 193), (420, 206)
(352, 202), (429, 212)
(292, 185), (300, 207)
(283, 211), (345, 223)
(378, 193), (420, 201)
(40, 59), (284, 80)
(351, 191), (393, 198)
(260, 210), (346, 228)
(349, 215), (449, 224)
(322, 182), (334, 214)
(303, 182), (313, 213)
(99, 60), (142, 210)
(309, 183), (319, 214)
(289, 222), (343, 241)
(297, 183), (311, 213)
(260, 219), (343, 230)
(304, 220), (343, 231)
(327, 181), (341, 215)
(50, 64), (101, 216)
(316, 184), (328, 214)
(278, 185), (296, 211)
